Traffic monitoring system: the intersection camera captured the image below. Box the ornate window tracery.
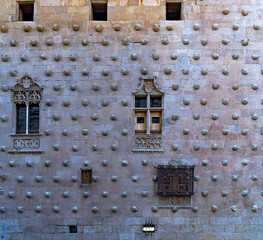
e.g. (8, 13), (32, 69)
(12, 75), (42, 134)
(8, 75), (43, 153)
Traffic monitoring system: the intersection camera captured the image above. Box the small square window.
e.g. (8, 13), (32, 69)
(92, 3), (107, 21)
(152, 117), (160, 124)
(157, 165), (195, 196)
(166, 2), (182, 21)
(69, 225), (77, 233)
(19, 2), (34, 21)
(81, 169), (92, 184)
(137, 117), (145, 124)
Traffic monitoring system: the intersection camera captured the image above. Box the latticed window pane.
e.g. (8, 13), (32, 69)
(157, 165), (195, 196)
(16, 104), (26, 133)
(29, 104), (39, 133)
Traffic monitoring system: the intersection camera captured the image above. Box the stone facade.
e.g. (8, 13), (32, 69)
(1, 0), (263, 239)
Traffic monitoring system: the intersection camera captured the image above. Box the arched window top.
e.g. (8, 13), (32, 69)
(12, 75), (42, 104)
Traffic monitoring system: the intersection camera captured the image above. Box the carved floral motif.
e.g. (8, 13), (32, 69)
(134, 136), (162, 150)
(158, 196), (192, 206)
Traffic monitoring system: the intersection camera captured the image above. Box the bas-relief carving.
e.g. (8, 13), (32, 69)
(133, 76), (164, 95)
(13, 138), (40, 150)
(133, 136), (162, 151)
(158, 196), (192, 206)
(13, 91), (42, 104)
(12, 76), (42, 104)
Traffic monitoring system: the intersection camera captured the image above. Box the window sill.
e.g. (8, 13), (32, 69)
(10, 133), (42, 137)
(8, 150), (44, 154)
(80, 184), (92, 187)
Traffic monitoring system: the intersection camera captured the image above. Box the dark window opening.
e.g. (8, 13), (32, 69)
(29, 104), (39, 133)
(69, 225), (77, 233)
(135, 97), (147, 108)
(16, 103), (39, 134)
(81, 169), (92, 184)
(152, 117), (160, 124)
(92, 3), (107, 21)
(150, 97), (162, 108)
(157, 165), (195, 196)
(137, 117), (145, 124)
(166, 2), (181, 21)
(16, 104), (26, 133)
(19, 2), (34, 21)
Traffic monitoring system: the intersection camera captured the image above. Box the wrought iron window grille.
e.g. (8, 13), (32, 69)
(157, 164), (195, 196)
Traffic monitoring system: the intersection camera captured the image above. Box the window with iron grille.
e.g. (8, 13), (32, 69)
(157, 165), (195, 196)
(81, 169), (92, 185)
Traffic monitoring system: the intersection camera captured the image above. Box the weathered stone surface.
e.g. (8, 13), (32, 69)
(1, 0), (263, 239)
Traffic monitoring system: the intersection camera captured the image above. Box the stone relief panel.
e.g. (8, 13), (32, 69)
(158, 196), (192, 206)
(13, 138), (40, 150)
(133, 136), (163, 152)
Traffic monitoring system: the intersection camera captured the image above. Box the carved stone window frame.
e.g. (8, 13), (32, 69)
(132, 77), (164, 152)
(8, 75), (44, 154)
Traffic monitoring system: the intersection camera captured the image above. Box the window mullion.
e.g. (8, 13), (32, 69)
(146, 94), (151, 134)
(26, 103), (29, 134)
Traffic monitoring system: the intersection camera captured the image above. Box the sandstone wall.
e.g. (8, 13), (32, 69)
(1, 0), (263, 239)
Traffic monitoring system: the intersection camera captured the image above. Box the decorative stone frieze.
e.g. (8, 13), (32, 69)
(133, 136), (163, 152)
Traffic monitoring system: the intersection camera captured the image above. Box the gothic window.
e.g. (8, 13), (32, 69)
(12, 75), (42, 134)
(133, 77), (164, 134)
(157, 164), (195, 196)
